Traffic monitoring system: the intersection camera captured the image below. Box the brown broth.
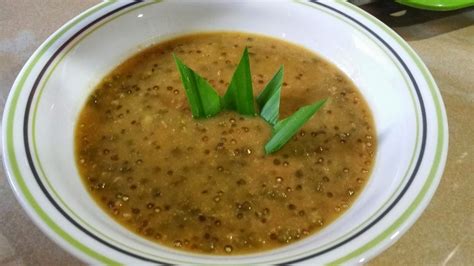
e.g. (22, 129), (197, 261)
(75, 32), (376, 255)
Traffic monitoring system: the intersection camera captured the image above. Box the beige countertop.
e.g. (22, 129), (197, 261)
(0, 1), (472, 265)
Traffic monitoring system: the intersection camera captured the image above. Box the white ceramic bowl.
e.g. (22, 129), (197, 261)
(2, 1), (448, 264)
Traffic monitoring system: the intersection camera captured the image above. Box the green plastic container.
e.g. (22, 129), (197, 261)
(396, 0), (474, 11)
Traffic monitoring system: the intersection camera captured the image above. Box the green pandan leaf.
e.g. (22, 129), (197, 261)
(173, 54), (222, 118)
(174, 48), (328, 155)
(257, 66), (284, 125)
(265, 99), (327, 154)
(222, 47), (256, 116)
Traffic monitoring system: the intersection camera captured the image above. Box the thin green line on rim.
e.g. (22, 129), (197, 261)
(327, 1), (447, 264)
(4, 1), (119, 264)
(30, 1), (165, 260)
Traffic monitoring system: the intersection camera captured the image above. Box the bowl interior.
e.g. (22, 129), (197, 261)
(22, 1), (423, 264)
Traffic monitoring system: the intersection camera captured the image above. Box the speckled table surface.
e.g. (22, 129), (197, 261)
(0, 1), (472, 265)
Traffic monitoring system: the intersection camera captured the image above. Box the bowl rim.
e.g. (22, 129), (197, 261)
(2, 0), (449, 264)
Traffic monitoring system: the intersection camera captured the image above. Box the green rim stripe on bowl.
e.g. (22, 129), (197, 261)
(326, 2), (446, 264)
(265, 1), (425, 263)
(30, 1), (167, 260)
(30, 0), (423, 263)
(5, 1), (119, 264)
(267, 1), (422, 260)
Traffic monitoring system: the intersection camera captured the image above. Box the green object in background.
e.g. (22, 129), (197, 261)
(396, 0), (474, 11)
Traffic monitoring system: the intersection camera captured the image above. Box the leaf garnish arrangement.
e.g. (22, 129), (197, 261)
(173, 48), (327, 154)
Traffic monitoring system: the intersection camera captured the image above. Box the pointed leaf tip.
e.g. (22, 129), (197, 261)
(257, 66), (284, 126)
(174, 55), (222, 118)
(222, 47), (256, 116)
(265, 98), (327, 154)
